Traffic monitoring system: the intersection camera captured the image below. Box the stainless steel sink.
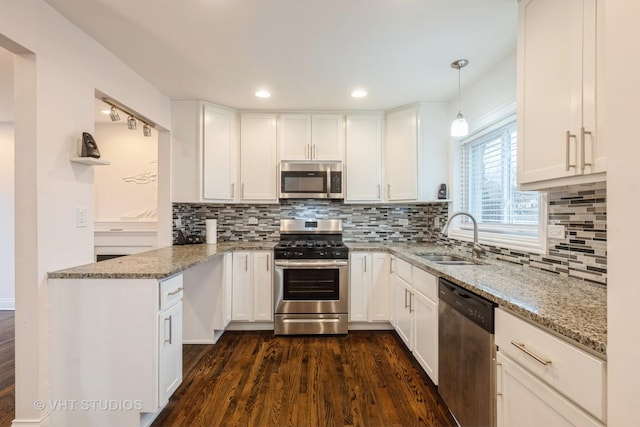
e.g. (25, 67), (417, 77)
(414, 253), (482, 266)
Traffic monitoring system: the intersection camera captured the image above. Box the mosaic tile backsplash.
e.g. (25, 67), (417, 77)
(173, 182), (606, 285)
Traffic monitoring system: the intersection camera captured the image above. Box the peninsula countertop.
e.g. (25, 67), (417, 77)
(48, 241), (606, 356)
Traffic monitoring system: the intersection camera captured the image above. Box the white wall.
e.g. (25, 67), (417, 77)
(605, 0), (640, 425)
(94, 123), (158, 221)
(0, 123), (14, 310)
(0, 1), (172, 424)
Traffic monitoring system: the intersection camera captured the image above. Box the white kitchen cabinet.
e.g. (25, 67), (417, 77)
(394, 274), (413, 348)
(411, 268), (438, 384)
(203, 103), (239, 200)
(392, 259), (439, 384)
(158, 298), (182, 406)
(497, 352), (604, 427)
(345, 114), (384, 202)
(279, 113), (344, 161)
(232, 251), (273, 322)
(240, 113), (278, 202)
(385, 106), (418, 201)
(517, 0), (605, 189)
(49, 273), (185, 424)
(495, 308), (606, 425)
(349, 252), (390, 323)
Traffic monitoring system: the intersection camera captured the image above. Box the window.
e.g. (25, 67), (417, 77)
(452, 116), (546, 252)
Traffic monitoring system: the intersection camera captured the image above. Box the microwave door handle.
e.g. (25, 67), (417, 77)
(326, 166), (331, 198)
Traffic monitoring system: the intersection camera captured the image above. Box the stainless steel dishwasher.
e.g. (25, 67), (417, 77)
(438, 278), (497, 427)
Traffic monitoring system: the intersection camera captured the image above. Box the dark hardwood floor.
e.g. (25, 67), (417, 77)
(0, 311), (15, 427)
(153, 331), (455, 427)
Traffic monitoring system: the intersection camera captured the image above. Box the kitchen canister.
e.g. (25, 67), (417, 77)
(205, 219), (217, 244)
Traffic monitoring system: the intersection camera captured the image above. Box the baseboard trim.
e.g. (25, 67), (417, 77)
(12, 413), (50, 427)
(0, 298), (15, 310)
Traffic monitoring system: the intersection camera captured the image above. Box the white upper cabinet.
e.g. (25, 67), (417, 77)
(345, 114), (383, 203)
(517, 0), (605, 189)
(279, 114), (344, 161)
(385, 106), (418, 201)
(202, 103), (238, 200)
(311, 114), (345, 160)
(240, 113), (278, 202)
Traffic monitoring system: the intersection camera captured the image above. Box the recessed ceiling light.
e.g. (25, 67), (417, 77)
(255, 90), (271, 98)
(351, 89), (367, 98)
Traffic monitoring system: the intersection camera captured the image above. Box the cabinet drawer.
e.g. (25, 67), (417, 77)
(160, 274), (184, 310)
(495, 308), (606, 421)
(412, 267), (437, 302)
(395, 258), (412, 284)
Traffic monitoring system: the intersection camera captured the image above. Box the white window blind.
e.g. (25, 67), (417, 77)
(459, 119), (539, 237)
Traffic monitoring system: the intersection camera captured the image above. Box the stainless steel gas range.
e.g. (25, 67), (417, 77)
(273, 219), (349, 335)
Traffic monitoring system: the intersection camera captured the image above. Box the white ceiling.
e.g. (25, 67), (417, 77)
(43, 0), (517, 111)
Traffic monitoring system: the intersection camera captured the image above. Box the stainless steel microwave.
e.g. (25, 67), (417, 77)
(279, 161), (344, 199)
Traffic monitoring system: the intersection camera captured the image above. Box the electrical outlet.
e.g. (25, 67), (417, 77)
(248, 217), (258, 225)
(547, 224), (566, 239)
(434, 218), (440, 229)
(398, 218), (409, 226)
(75, 207), (88, 228)
(175, 217), (182, 227)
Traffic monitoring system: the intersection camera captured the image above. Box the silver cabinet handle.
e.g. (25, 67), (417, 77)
(377, 184), (381, 200)
(404, 288), (409, 308)
(266, 254), (270, 272)
(409, 292), (414, 313)
(167, 287), (183, 297)
(565, 131), (577, 171)
(511, 341), (552, 366)
(387, 184), (391, 198)
(164, 315), (172, 344)
(581, 127), (592, 171)
(364, 256), (367, 272)
(241, 183), (245, 198)
(390, 257), (395, 274)
(245, 254), (248, 271)
(230, 183), (235, 198)
(313, 144), (317, 159)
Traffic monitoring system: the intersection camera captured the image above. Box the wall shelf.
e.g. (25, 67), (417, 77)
(70, 157), (111, 166)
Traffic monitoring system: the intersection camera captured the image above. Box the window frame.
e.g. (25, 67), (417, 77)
(449, 113), (547, 254)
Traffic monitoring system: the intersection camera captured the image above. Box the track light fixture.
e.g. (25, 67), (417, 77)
(109, 105), (120, 121)
(127, 115), (137, 130)
(101, 98), (156, 137)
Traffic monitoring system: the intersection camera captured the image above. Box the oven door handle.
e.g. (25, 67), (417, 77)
(274, 260), (348, 268)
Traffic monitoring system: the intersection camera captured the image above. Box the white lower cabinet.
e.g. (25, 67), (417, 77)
(158, 299), (183, 406)
(495, 308), (606, 426)
(349, 252), (390, 322)
(232, 251), (273, 322)
(392, 258), (439, 384)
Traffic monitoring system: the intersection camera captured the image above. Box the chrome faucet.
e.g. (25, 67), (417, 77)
(441, 211), (486, 258)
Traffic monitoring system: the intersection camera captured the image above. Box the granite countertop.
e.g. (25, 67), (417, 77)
(348, 242), (607, 356)
(49, 240), (606, 356)
(47, 242), (276, 280)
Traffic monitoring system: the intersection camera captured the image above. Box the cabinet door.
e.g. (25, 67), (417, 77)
(252, 251), (273, 321)
(369, 253), (390, 321)
(279, 114), (312, 160)
(394, 276), (413, 348)
(312, 114), (344, 161)
(231, 252), (252, 321)
(349, 252), (371, 322)
(385, 106), (418, 201)
(345, 115), (383, 202)
(240, 114), (278, 202)
(159, 301), (183, 406)
(413, 291), (438, 385)
(497, 352), (604, 427)
(223, 252), (233, 326)
(203, 103), (237, 200)
(517, 0), (586, 184)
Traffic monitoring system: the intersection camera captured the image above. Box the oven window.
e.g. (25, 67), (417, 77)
(283, 269), (340, 300)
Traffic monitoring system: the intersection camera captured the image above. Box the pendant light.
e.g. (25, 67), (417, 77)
(450, 59), (469, 138)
